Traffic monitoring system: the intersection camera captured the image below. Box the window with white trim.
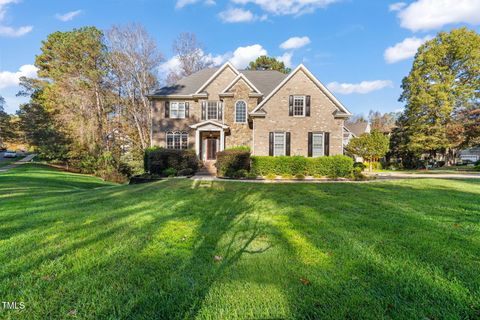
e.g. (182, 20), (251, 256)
(166, 131), (188, 149)
(274, 132), (286, 156)
(235, 100), (247, 123)
(170, 102), (186, 119)
(293, 96), (306, 117)
(312, 133), (324, 157)
(207, 101), (219, 120)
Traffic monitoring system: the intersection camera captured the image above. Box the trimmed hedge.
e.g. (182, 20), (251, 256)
(144, 148), (198, 175)
(215, 150), (251, 177)
(251, 155), (353, 178)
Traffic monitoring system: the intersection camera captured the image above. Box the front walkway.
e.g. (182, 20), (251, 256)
(0, 154), (36, 173)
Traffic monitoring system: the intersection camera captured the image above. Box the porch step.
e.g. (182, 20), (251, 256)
(197, 161), (217, 176)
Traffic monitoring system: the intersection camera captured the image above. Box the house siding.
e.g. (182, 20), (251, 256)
(252, 69), (345, 156)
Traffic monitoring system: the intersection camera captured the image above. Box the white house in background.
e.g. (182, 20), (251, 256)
(459, 147), (480, 163)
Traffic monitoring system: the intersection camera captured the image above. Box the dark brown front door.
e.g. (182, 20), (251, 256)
(206, 139), (217, 160)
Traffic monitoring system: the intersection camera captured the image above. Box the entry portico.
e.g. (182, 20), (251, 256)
(190, 120), (229, 161)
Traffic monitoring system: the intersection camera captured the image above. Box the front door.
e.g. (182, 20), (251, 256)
(206, 139), (217, 160)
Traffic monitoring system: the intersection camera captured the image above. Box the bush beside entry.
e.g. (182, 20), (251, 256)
(215, 150), (251, 177)
(144, 148), (198, 175)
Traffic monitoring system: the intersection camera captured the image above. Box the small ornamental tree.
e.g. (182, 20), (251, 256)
(346, 131), (390, 171)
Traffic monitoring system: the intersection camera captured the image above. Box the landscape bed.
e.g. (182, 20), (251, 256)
(1, 164), (479, 319)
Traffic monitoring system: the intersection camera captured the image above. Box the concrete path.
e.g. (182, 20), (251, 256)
(372, 171), (480, 180)
(0, 154), (36, 173)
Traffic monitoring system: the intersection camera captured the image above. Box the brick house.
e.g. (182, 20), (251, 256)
(148, 62), (352, 162)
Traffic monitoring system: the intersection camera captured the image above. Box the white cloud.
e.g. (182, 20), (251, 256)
(158, 50), (227, 76)
(0, 24), (31, 37)
(229, 44), (267, 69)
(277, 52), (293, 68)
(280, 36), (310, 50)
(231, 0), (339, 15)
(397, 0), (480, 31)
(176, 0), (216, 8)
(327, 80), (393, 94)
(55, 10), (82, 22)
(389, 2), (406, 12)
(384, 36), (432, 63)
(0, 0), (32, 37)
(0, 64), (38, 89)
(219, 8), (254, 23)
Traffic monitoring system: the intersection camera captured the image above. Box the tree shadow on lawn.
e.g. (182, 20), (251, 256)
(1, 178), (480, 319)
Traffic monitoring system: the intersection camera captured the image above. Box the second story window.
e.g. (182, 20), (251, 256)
(207, 101), (218, 120)
(293, 96), (306, 117)
(170, 102), (186, 119)
(235, 100), (247, 123)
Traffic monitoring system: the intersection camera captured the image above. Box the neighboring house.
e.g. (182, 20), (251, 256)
(148, 62), (352, 162)
(458, 147), (480, 163)
(343, 121), (371, 162)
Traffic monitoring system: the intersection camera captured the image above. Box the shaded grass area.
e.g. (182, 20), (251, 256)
(0, 157), (17, 168)
(1, 164), (479, 319)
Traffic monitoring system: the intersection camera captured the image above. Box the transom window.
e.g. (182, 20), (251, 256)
(293, 96), (306, 117)
(274, 132), (286, 156)
(166, 131), (188, 149)
(170, 102), (186, 119)
(235, 100), (247, 123)
(207, 101), (219, 120)
(312, 133), (325, 157)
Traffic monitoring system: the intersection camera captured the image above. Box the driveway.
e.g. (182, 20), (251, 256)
(0, 154), (36, 173)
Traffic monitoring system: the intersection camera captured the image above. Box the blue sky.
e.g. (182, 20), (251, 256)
(0, 0), (479, 115)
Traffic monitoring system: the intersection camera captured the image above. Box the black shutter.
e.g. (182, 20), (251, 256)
(269, 132), (274, 156)
(308, 132), (313, 157)
(201, 101), (206, 120)
(289, 96), (293, 116)
(306, 96), (311, 116)
(218, 102), (223, 120)
(185, 102), (189, 118)
(286, 132), (291, 156)
(324, 132), (330, 156)
(165, 101), (170, 118)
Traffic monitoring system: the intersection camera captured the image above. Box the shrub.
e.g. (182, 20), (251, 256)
(145, 148), (198, 175)
(353, 162), (366, 170)
(265, 173), (277, 180)
(281, 173), (294, 179)
(246, 172), (258, 179)
(352, 167), (369, 181)
(295, 174), (305, 180)
(251, 155), (353, 179)
(234, 169), (249, 179)
(163, 167), (177, 177)
(215, 150), (251, 177)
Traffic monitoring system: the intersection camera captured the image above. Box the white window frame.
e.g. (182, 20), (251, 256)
(234, 100), (247, 123)
(170, 102), (186, 119)
(293, 96), (306, 117)
(206, 101), (219, 120)
(166, 131), (188, 150)
(312, 132), (325, 157)
(273, 132), (286, 156)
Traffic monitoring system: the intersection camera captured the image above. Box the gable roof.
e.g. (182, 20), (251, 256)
(250, 64), (352, 116)
(195, 62), (239, 94)
(344, 122), (370, 137)
(221, 73), (262, 94)
(149, 62), (287, 98)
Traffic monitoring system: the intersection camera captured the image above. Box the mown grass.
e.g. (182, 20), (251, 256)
(1, 164), (479, 319)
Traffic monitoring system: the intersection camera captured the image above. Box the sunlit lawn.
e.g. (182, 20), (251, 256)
(1, 164), (479, 319)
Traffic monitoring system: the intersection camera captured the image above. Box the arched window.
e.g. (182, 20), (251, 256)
(235, 100), (247, 123)
(166, 131), (188, 149)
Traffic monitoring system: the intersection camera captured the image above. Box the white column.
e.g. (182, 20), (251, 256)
(220, 130), (225, 151)
(195, 130), (200, 158)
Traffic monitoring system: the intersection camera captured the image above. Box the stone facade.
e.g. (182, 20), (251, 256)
(252, 69), (345, 156)
(222, 79), (258, 149)
(150, 63), (349, 159)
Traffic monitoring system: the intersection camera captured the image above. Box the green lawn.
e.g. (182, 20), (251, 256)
(1, 164), (479, 319)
